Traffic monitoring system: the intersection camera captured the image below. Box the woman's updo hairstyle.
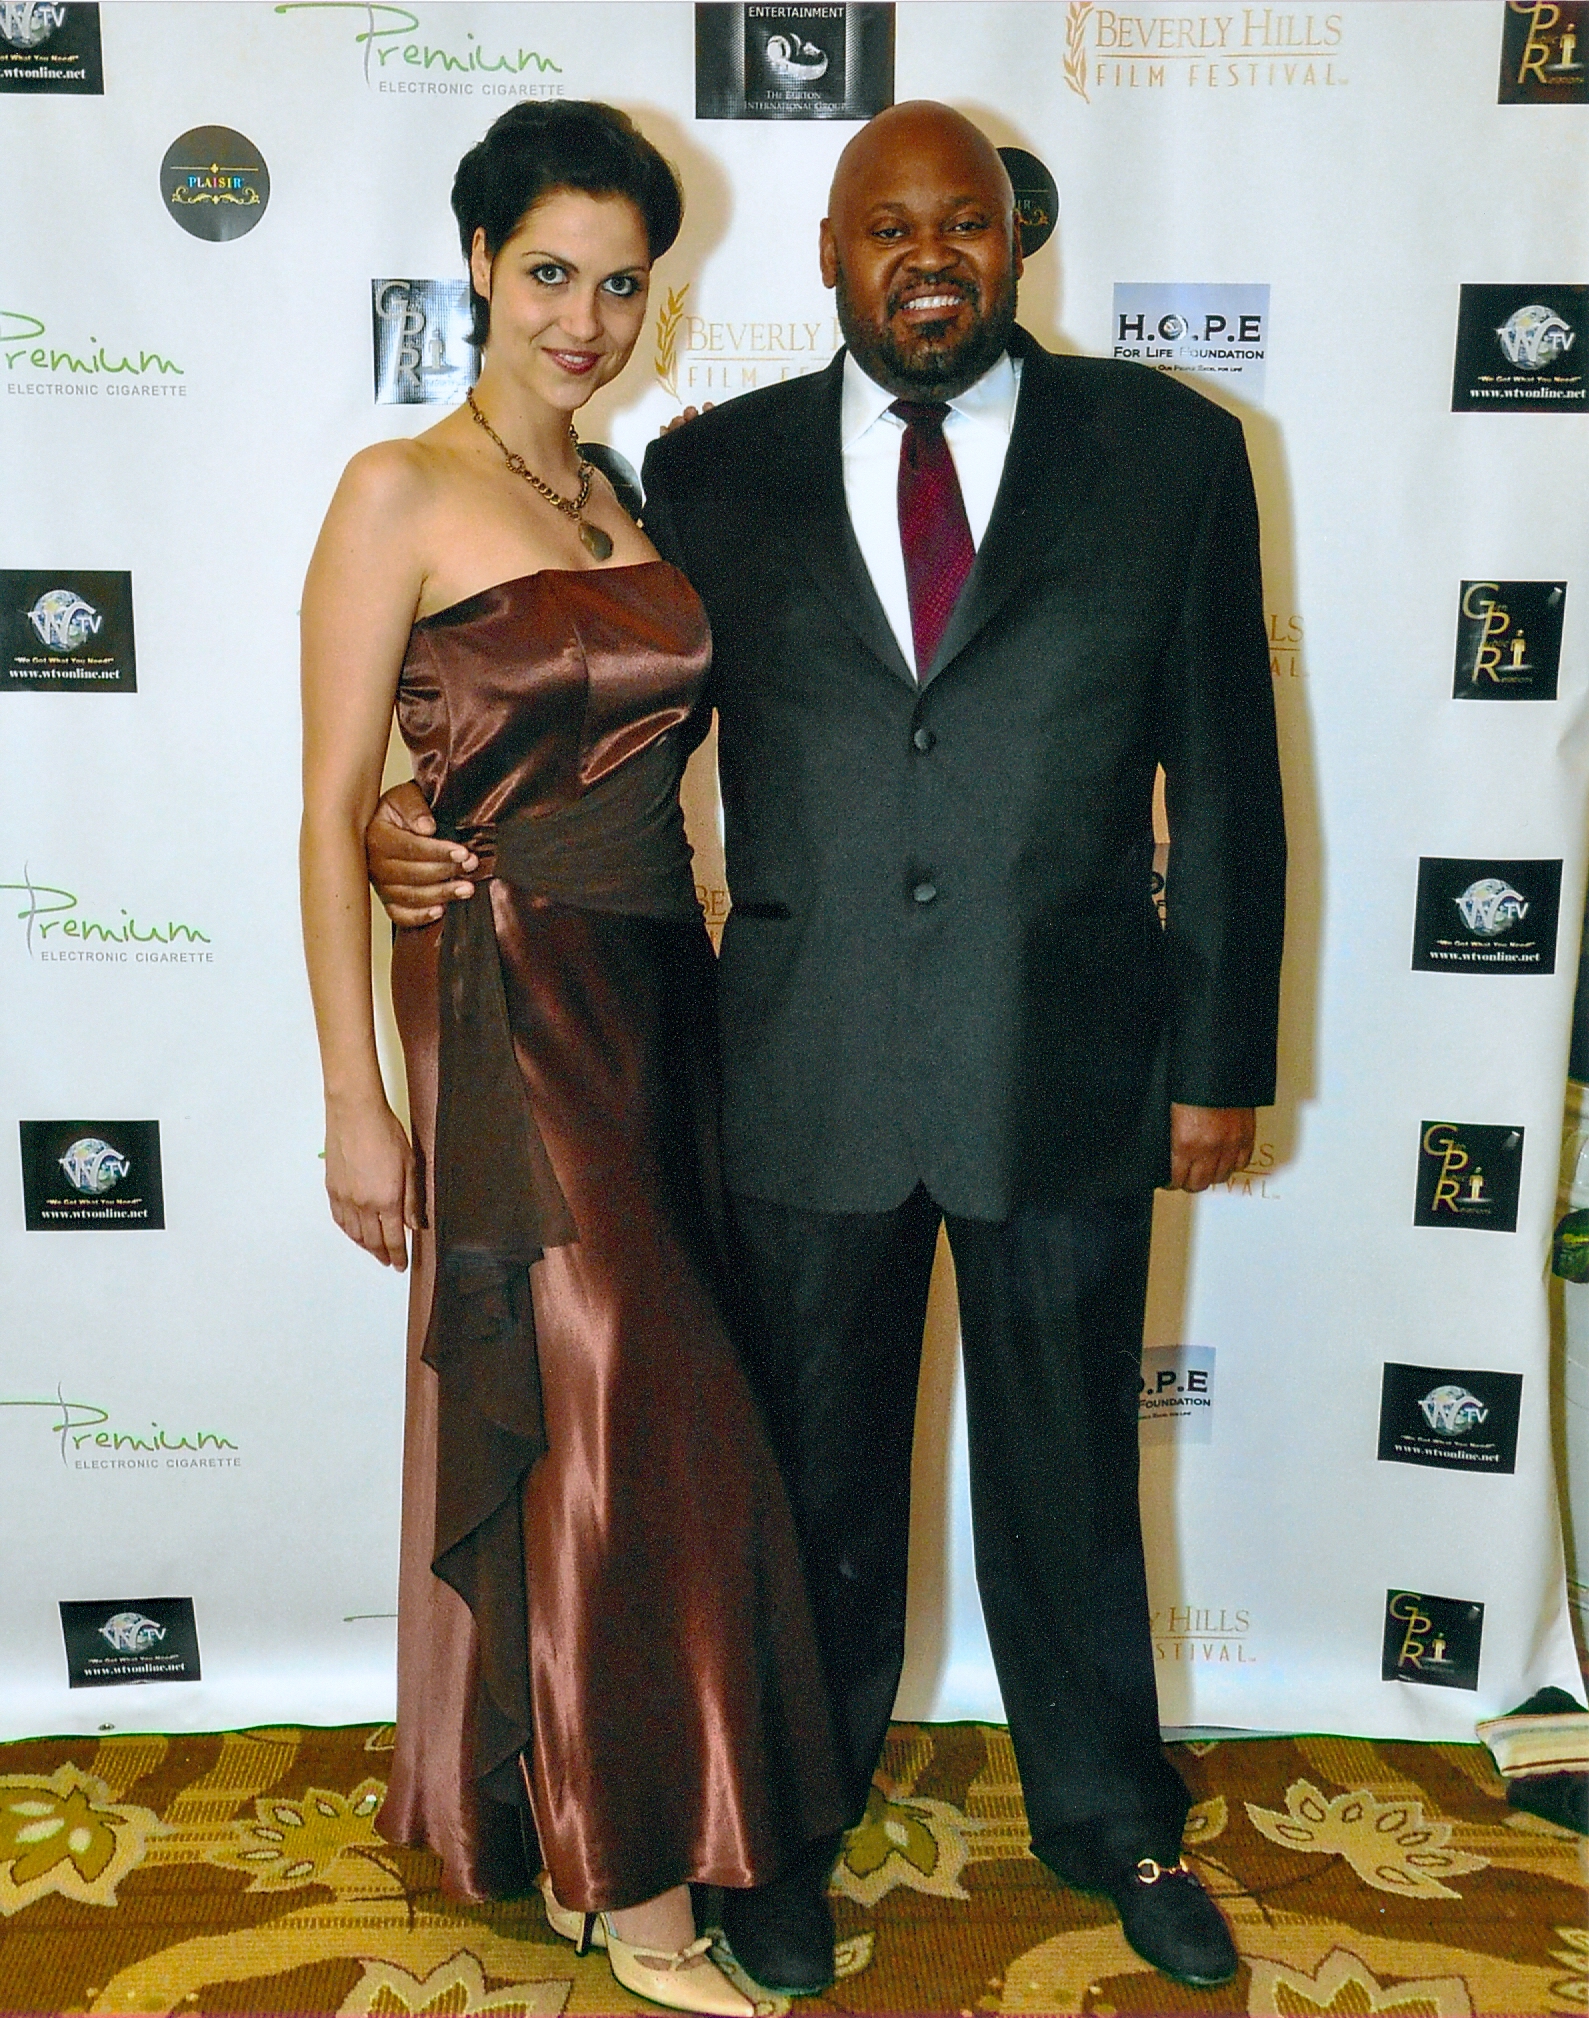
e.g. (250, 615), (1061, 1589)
(452, 100), (684, 349)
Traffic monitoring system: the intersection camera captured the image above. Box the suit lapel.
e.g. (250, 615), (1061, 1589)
(772, 354), (917, 691)
(924, 335), (1104, 685)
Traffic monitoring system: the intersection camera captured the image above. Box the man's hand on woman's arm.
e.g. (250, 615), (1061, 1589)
(366, 781), (477, 926)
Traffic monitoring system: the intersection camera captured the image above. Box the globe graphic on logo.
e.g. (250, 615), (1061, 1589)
(1455, 877), (1527, 937)
(59, 1138), (131, 1195)
(0, 2), (66, 51)
(26, 588), (102, 654)
(97, 1611), (166, 1653)
(1418, 1385), (1487, 1437)
(1496, 303), (1575, 372)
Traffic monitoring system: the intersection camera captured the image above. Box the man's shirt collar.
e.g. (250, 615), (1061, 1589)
(841, 347), (1021, 450)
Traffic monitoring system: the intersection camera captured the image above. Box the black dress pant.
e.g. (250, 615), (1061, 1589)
(728, 1184), (1190, 1876)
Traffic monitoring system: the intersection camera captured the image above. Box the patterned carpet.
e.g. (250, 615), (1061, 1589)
(0, 1722), (1582, 2016)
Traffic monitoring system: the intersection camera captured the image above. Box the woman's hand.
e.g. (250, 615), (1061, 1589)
(324, 1097), (420, 1270)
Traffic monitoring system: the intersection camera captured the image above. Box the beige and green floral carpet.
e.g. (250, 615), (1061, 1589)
(0, 1722), (1582, 2015)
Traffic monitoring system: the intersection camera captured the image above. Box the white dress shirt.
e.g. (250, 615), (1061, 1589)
(840, 347), (1023, 676)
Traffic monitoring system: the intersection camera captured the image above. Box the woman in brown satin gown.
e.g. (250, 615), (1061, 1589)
(299, 102), (843, 2015)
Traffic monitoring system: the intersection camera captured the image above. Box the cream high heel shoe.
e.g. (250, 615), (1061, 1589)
(538, 1871), (755, 2016)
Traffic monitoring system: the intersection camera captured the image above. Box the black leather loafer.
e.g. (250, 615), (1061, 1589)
(719, 1868), (836, 1995)
(1104, 1856), (1238, 1987)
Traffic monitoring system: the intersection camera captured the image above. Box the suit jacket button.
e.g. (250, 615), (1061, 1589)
(913, 881), (938, 905)
(912, 725), (936, 753)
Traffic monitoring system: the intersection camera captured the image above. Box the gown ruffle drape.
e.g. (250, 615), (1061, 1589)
(375, 561), (844, 1909)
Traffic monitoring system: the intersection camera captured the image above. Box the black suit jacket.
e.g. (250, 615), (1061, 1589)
(640, 329), (1286, 1219)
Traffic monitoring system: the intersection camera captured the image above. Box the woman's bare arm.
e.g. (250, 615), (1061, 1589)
(299, 442), (430, 1268)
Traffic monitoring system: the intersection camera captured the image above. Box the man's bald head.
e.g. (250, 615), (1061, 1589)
(828, 101), (1016, 234)
(819, 100), (1022, 400)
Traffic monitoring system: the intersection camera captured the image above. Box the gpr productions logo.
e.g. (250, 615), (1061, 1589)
(276, 3), (563, 99)
(1454, 580), (1566, 700)
(0, 570), (135, 692)
(2, 868), (212, 964)
(1063, 3), (1347, 100)
(654, 282), (841, 399)
(372, 280), (477, 405)
(59, 1596), (200, 1687)
(1382, 1589), (1484, 1691)
(1414, 1120), (1523, 1232)
(1377, 1363), (1523, 1474)
(159, 126), (269, 243)
(1499, 1), (1587, 104)
(696, 2), (895, 119)
(19, 1119), (165, 1230)
(1152, 1604), (1255, 1665)
(0, 1388), (241, 1471)
(1452, 285), (1586, 411)
(1139, 1344), (1215, 1443)
(1411, 856), (1562, 973)
(0, 1), (102, 93)
(1112, 284), (1269, 401)
(2, 311), (186, 399)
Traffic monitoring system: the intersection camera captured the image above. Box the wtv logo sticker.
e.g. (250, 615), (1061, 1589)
(1412, 857), (1562, 973)
(1377, 1363), (1523, 1474)
(1382, 1590), (1484, 1691)
(1454, 580), (1566, 700)
(0, 1), (102, 93)
(1452, 284), (1587, 410)
(1414, 1121), (1523, 1232)
(0, 570), (134, 691)
(19, 1119), (164, 1229)
(59, 1596), (200, 1687)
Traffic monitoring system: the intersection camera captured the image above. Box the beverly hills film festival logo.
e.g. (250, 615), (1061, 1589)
(0, 0), (101, 92)
(1377, 1363), (1523, 1475)
(1453, 580), (1566, 701)
(1452, 285), (1586, 411)
(1382, 1590), (1484, 1691)
(1112, 284), (1268, 402)
(1138, 1345), (1214, 1444)
(0, 571), (134, 693)
(159, 126), (269, 242)
(1499, 1), (1587, 103)
(19, 1120), (164, 1230)
(372, 280), (478, 405)
(58, 1597), (200, 1688)
(1411, 857), (1562, 974)
(1414, 1120), (1523, 1233)
(696, 3), (895, 119)
(1062, 3), (1348, 100)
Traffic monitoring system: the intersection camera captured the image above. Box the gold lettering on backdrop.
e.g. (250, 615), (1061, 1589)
(1068, 5), (1346, 94)
(1389, 1591), (1434, 1670)
(1421, 1123), (1485, 1213)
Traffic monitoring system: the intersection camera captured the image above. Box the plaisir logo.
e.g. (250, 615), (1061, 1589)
(1112, 284), (1269, 401)
(696, 3), (895, 120)
(159, 126), (269, 243)
(1381, 1590), (1484, 1691)
(1412, 857), (1562, 973)
(275, 3), (564, 98)
(1454, 580), (1566, 700)
(372, 280), (477, 405)
(1377, 1363), (1523, 1474)
(59, 1596), (201, 1687)
(1452, 284), (1587, 410)
(1414, 1120), (1523, 1232)
(0, 1), (102, 94)
(1498, 2), (1587, 104)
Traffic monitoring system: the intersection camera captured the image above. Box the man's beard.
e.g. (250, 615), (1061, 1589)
(834, 260), (1018, 400)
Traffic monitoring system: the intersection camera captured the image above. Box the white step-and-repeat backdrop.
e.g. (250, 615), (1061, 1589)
(2, 0), (1585, 1744)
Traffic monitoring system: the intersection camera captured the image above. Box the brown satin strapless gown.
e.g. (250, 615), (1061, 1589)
(377, 561), (843, 1908)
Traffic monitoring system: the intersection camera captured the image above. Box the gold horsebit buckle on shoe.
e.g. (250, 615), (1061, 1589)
(1132, 1855), (1195, 1885)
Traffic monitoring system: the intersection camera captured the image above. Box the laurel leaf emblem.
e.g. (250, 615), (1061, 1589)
(1064, 1), (1091, 101)
(654, 283), (690, 397)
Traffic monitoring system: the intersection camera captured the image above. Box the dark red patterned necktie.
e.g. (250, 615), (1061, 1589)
(890, 399), (976, 677)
